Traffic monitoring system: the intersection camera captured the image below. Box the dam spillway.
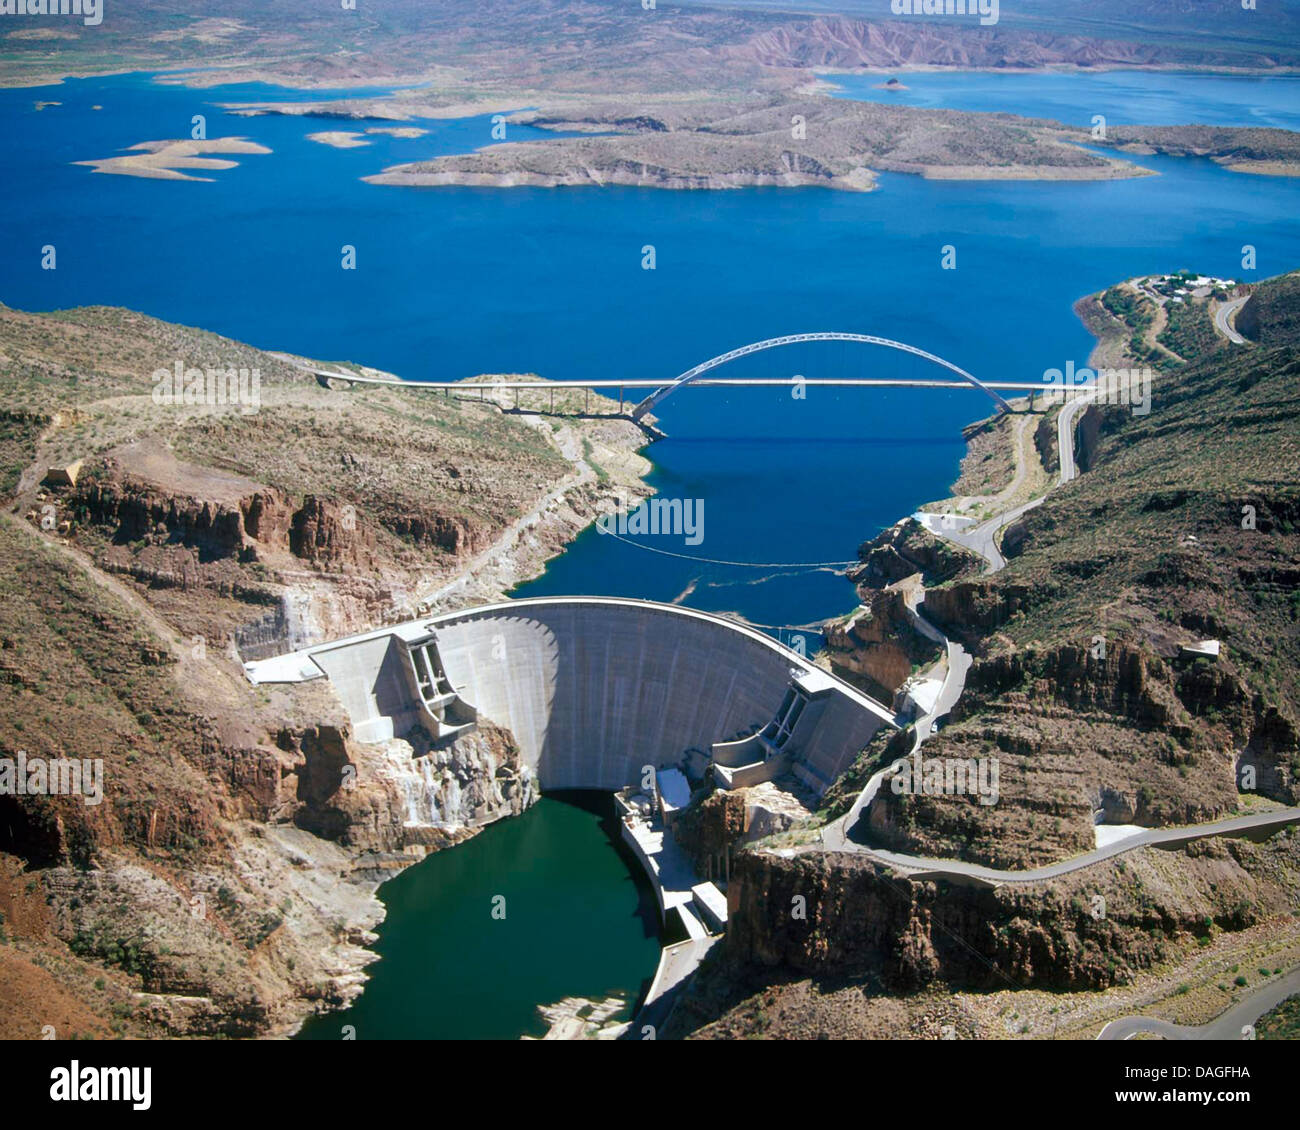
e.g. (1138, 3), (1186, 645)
(246, 597), (896, 797)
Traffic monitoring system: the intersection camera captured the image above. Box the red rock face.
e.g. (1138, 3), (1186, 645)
(74, 477), (251, 557)
(74, 471), (379, 570)
(65, 447), (517, 597)
(825, 589), (929, 696)
(390, 508), (491, 557)
(241, 489), (296, 543)
(922, 577), (1039, 633)
(287, 495), (374, 567)
(718, 839), (1293, 998)
(673, 789), (749, 873)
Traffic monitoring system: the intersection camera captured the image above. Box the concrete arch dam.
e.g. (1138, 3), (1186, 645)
(247, 597), (897, 796)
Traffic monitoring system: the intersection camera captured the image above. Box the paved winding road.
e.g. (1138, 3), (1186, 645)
(1055, 383), (1096, 484)
(921, 386), (1097, 573)
(1214, 296), (1250, 346)
(828, 804), (1300, 887)
(1098, 969), (1300, 1041)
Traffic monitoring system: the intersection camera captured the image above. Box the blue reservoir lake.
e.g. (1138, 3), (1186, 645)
(6, 70), (1299, 627)
(4, 68), (1298, 1037)
(5, 71), (1299, 628)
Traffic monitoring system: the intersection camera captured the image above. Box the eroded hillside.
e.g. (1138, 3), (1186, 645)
(0, 303), (649, 1037)
(897, 273), (1300, 868)
(4, 1), (1297, 92)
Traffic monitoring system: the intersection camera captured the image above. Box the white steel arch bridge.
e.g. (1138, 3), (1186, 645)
(630, 332), (1012, 419)
(281, 333), (1051, 418)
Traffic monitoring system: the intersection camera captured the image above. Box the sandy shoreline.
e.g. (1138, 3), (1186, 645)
(915, 160), (1154, 182)
(1222, 159), (1300, 177)
(225, 97), (529, 122)
(364, 166), (879, 191)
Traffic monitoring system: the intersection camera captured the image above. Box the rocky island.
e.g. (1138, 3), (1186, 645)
(73, 137), (272, 182)
(363, 98), (1146, 191)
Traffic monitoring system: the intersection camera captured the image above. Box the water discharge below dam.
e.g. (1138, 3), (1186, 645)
(296, 793), (662, 1041)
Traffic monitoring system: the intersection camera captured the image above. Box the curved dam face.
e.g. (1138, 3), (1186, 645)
(248, 598), (896, 796)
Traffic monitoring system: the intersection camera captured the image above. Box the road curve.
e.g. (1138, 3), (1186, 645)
(1214, 296), (1249, 346)
(1056, 384), (1097, 484)
(821, 586), (971, 855)
(1097, 968), (1300, 1041)
(920, 387), (1097, 573)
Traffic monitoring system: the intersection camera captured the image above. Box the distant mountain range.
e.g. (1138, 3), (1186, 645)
(3, 0), (1299, 92)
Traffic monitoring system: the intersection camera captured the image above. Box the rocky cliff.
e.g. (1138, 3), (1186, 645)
(865, 276), (1300, 868)
(664, 827), (1300, 1038)
(824, 587), (940, 701)
(0, 303), (646, 1038)
(721, 839), (1293, 991)
(851, 517), (981, 590)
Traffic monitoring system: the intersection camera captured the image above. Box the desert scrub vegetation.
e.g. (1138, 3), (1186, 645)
(1157, 300), (1222, 363)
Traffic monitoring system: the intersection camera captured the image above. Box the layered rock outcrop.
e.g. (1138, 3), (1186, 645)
(823, 589), (935, 698)
(717, 833), (1297, 996)
(73, 473), (375, 568)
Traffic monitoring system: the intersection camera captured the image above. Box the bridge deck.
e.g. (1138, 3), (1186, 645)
(302, 371), (1095, 393)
